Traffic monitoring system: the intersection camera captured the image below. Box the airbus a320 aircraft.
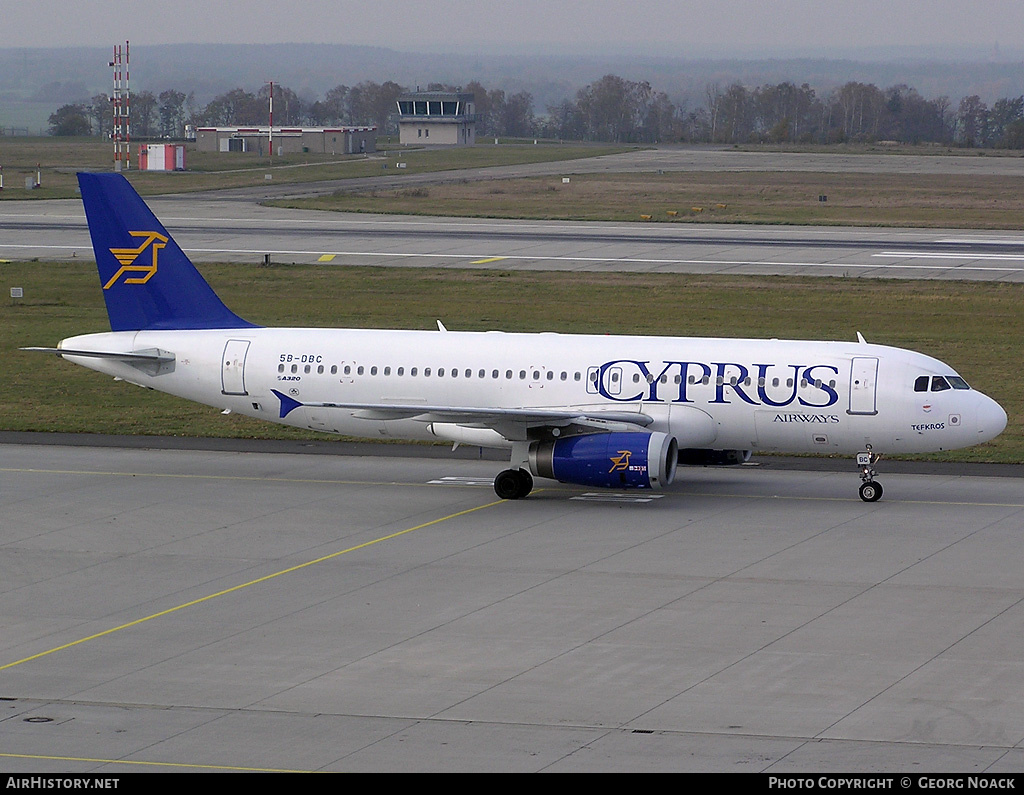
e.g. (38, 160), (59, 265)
(26, 173), (1007, 501)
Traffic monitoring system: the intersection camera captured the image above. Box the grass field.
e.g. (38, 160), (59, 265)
(3, 261), (1021, 462)
(0, 137), (633, 199)
(275, 170), (1024, 229)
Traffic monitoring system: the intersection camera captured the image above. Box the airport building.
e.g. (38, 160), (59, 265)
(194, 126), (376, 155)
(397, 91), (475, 145)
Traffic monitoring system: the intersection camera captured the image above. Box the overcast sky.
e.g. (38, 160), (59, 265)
(2, 0), (1022, 57)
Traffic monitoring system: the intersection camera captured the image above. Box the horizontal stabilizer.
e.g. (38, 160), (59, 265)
(21, 346), (175, 362)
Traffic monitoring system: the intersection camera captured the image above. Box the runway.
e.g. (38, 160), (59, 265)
(2, 439), (1024, 772)
(3, 146), (1024, 280)
(5, 200), (1024, 281)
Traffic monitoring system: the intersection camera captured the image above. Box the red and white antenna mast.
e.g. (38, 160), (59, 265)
(110, 41), (130, 171)
(268, 80), (274, 157)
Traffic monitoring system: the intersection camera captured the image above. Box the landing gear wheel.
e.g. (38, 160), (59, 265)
(494, 468), (533, 500)
(856, 448), (883, 502)
(859, 480), (883, 502)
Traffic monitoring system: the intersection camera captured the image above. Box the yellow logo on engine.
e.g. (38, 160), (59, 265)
(103, 231), (169, 289)
(608, 450), (632, 472)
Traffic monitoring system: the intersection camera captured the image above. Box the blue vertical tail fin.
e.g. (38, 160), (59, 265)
(78, 172), (257, 331)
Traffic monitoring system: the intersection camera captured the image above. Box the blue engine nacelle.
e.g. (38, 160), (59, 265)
(529, 432), (679, 490)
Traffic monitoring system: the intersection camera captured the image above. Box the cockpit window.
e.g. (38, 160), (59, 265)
(915, 374), (970, 392)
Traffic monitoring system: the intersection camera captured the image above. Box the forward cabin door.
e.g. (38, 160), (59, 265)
(221, 339), (251, 396)
(848, 357), (879, 416)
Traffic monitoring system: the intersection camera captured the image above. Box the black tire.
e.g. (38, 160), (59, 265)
(516, 469), (534, 499)
(494, 469), (524, 500)
(859, 481), (883, 502)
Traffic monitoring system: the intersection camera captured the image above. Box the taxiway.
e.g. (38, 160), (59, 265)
(2, 440), (1023, 772)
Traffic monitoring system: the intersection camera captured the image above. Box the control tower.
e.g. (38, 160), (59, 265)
(397, 91), (475, 145)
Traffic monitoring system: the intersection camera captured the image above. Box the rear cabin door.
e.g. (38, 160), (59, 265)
(221, 339), (251, 396)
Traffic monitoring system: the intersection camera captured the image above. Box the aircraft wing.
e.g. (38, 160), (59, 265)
(271, 389), (653, 438)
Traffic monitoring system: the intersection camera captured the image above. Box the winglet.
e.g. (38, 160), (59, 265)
(272, 389), (303, 419)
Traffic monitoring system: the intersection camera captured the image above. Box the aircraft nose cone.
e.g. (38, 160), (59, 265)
(977, 394), (1007, 442)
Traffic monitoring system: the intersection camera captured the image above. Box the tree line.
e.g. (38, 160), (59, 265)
(48, 75), (1024, 149)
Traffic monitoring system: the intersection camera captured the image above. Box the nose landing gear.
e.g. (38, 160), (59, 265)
(857, 449), (883, 502)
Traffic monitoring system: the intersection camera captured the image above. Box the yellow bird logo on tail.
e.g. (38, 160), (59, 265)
(103, 231), (168, 289)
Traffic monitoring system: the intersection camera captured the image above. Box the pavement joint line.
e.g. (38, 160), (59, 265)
(0, 499), (503, 673)
(4, 467), (1022, 507)
(0, 466), (445, 488)
(0, 751), (310, 773)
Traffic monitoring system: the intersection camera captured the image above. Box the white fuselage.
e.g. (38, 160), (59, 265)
(57, 327), (1007, 456)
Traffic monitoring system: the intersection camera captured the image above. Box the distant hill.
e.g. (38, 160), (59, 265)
(2, 42), (1023, 132)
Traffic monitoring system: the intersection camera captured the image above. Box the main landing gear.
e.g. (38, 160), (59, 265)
(494, 468), (534, 500)
(856, 448), (883, 502)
